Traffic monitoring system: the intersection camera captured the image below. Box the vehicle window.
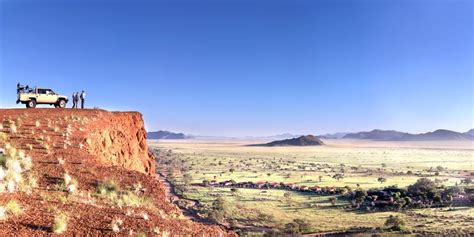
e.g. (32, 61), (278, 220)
(38, 89), (47, 94)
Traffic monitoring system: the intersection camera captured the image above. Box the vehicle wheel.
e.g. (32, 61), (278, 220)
(54, 104), (59, 108)
(58, 99), (66, 108)
(27, 100), (36, 108)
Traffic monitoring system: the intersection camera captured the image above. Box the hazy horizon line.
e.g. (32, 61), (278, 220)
(147, 127), (474, 138)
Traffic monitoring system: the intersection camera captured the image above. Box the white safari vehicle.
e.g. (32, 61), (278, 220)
(16, 84), (68, 108)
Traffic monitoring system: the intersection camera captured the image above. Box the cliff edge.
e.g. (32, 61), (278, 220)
(0, 109), (233, 236)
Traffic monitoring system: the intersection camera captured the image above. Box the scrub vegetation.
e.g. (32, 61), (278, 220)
(150, 139), (474, 235)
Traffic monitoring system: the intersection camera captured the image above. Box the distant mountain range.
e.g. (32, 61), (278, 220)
(146, 131), (300, 140)
(241, 133), (301, 140)
(337, 129), (474, 141)
(148, 129), (474, 141)
(342, 129), (406, 140)
(147, 130), (190, 140)
(253, 135), (324, 147)
(318, 132), (348, 139)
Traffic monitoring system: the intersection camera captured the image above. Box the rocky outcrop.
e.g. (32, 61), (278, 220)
(86, 111), (156, 174)
(0, 109), (155, 175)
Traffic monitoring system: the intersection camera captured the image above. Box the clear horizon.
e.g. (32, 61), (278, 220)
(1, 0), (473, 137)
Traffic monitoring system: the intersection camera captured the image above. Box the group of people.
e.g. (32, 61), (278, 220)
(71, 91), (86, 109)
(16, 83), (33, 93)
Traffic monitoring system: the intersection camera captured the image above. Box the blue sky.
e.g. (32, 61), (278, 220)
(0, 0), (472, 136)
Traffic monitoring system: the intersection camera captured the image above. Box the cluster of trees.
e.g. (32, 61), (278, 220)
(347, 178), (474, 211)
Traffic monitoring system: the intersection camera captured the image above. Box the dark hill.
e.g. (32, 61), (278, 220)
(343, 129), (407, 140)
(258, 135), (324, 146)
(147, 130), (187, 139)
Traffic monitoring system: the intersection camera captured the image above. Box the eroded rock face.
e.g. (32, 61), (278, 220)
(86, 111), (156, 175)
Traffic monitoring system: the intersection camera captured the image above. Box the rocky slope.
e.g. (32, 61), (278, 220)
(0, 108), (233, 236)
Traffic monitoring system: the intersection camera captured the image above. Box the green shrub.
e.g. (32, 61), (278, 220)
(96, 180), (151, 208)
(0, 154), (6, 167)
(384, 215), (405, 231)
(5, 200), (22, 215)
(56, 173), (78, 194)
(53, 212), (68, 233)
(97, 179), (119, 195)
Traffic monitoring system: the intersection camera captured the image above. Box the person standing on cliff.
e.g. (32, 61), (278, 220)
(80, 90), (86, 109)
(71, 92), (77, 108)
(75, 92), (80, 108)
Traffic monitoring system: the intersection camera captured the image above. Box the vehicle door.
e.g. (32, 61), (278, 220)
(47, 89), (59, 103)
(36, 89), (47, 103)
(36, 89), (54, 103)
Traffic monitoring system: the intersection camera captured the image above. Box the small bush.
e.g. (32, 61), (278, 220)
(385, 215), (405, 231)
(19, 173), (38, 193)
(0, 132), (7, 141)
(284, 218), (312, 234)
(97, 179), (119, 195)
(10, 124), (17, 133)
(5, 200), (22, 215)
(56, 173), (78, 194)
(96, 179), (151, 208)
(111, 218), (123, 232)
(20, 156), (32, 171)
(0, 155), (6, 167)
(58, 157), (65, 165)
(6, 159), (22, 174)
(70, 115), (80, 121)
(0, 207), (6, 220)
(53, 212), (68, 233)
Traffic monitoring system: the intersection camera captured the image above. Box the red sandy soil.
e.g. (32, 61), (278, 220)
(0, 108), (235, 236)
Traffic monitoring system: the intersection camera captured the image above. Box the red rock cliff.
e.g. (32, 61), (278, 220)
(85, 111), (156, 175)
(0, 109), (155, 175)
